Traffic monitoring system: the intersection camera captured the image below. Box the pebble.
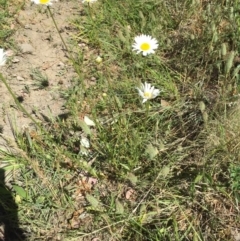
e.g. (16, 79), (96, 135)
(17, 76), (24, 81)
(12, 58), (20, 63)
(19, 43), (34, 54)
(24, 25), (31, 29)
(57, 62), (65, 69)
(78, 43), (86, 47)
(5, 50), (14, 57)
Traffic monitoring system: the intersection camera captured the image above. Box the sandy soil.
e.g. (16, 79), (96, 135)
(0, 0), (79, 144)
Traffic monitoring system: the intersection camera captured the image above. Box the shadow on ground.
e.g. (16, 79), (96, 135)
(0, 169), (26, 241)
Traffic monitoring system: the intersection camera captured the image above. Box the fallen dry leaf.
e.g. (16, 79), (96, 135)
(91, 238), (101, 241)
(231, 229), (240, 241)
(161, 99), (171, 107)
(125, 188), (135, 200)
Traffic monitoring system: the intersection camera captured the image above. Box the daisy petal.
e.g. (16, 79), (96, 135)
(136, 82), (161, 103)
(0, 48), (7, 66)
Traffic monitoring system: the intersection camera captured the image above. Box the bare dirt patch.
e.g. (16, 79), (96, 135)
(0, 0), (79, 142)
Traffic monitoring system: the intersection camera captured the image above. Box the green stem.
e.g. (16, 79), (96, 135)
(87, 3), (94, 22)
(47, 6), (85, 91)
(144, 101), (150, 127)
(86, 4), (98, 45)
(47, 6), (69, 54)
(0, 73), (40, 128)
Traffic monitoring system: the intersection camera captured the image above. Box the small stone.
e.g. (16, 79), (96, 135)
(57, 61), (65, 67)
(12, 58), (20, 63)
(6, 50), (14, 57)
(80, 137), (90, 148)
(17, 76), (24, 81)
(91, 77), (96, 81)
(78, 43), (86, 47)
(19, 43), (34, 54)
(84, 116), (95, 126)
(24, 25), (31, 29)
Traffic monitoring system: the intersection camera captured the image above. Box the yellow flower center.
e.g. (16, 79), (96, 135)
(144, 92), (152, 98)
(140, 42), (150, 51)
(40, 0), (50, 4)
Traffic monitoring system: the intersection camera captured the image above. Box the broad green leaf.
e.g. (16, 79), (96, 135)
(79, 120), (91, 135)
(3, 164), (24, 171)
(115, 199), (124, 214)
(114, 96), (122, 109)
(12, 185), (27, 199)
(119, 163), (130, 170)
(85, 193), (99, 208)
(127, 173), (137, 185)
(139, 204), (146, 214)
(160, 166), (170, 177)
(141, 211), (158, 224)
(225, 51), (235, 74)
(145, 144), (158, 160)
(36, 196), (45, 204)
(194, 174), (202, 183)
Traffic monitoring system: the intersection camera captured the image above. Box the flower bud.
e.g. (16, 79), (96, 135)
(96, 56), (102, 63)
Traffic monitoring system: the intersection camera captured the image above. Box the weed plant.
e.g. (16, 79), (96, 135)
(1, 0), (240, 240)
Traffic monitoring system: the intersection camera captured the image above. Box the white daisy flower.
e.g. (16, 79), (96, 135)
(82, 0), (97, 3)
(0, 48), (7, 66)
(132, 34), (158, 56)
(31, 0), (56, 5)
(136, 82), (160, 103)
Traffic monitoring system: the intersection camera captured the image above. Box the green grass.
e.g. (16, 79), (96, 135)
(1, 0), (240, 240)
(0, 0), (23, 47)
(0, 0), (12, 45)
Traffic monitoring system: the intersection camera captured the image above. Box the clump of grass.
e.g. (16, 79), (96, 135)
(0, 2), (12, 45)
(1, 0), (240, 240)
(30, 68), (50, 89)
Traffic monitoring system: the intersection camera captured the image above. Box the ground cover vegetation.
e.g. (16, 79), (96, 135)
(1, 0), (240, 240)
